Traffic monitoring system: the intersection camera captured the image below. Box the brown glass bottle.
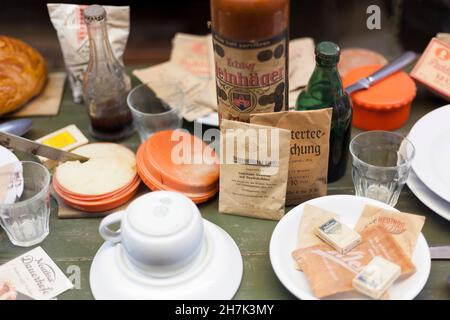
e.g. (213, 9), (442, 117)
(211, 0), (290, 123)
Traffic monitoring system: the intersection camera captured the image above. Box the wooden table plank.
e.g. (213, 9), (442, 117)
(0, 74), (449, 300)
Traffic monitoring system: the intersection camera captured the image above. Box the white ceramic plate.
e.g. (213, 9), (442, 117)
(270, 195), (431, 300)
(0, 146), (21, 204)
(407, 169), (450, 221)
(408, 105), (450, 202)
(0, 145), (19, 168)
(90, 220), (243, 300)
(195, 112), (219, 127)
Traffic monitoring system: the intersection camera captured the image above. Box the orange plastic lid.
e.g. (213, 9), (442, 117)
(338, 48), (388, 77)
(343, 64), (416, 110)
(136, 130), (219, 203)
(53, 174), (140, 213)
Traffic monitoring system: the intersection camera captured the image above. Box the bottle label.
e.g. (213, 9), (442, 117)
(212, 30), (288, 122)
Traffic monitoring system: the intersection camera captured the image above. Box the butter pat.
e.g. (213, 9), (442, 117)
(36, 125), (88, 168)
(315, 218), (361, 254)
(352, 256), (401, 299)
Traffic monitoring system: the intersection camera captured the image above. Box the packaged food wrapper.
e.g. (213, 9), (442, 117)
(250, 109), (332, 205)
(292, 225), (416, 299)
(293, 204), (339, 270)
(219, 119), (290, 220)
(296, 204), (339, 249)
(47, 3), (130, 103)
(355, 205), (425, 258)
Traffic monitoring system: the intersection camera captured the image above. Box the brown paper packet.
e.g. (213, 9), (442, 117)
(250, 109), (332, 205)
(219, 119), (290, 220)
(170, 33), (217, 111)
(288, 38), (316, 91)
(354, 205), (425, 258)
(296, 204), (340, 249)
(132, 62), (214, 121)
(293, 204), (339, 270)
(292, 225), (416, 299)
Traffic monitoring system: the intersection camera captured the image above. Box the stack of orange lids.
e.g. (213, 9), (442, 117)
(53, 143), (140, 212)
(136, 130), (219, 203)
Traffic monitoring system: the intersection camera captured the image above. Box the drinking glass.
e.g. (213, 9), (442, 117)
(350, 131), (415, 206)
(127, 83), (183, 142)
(0, 161), (51, 247)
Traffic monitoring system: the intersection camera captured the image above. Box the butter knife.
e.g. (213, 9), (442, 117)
(429, 245), (450, 260)
(0, 131), (89, 163)
(345, 51), (417, 94)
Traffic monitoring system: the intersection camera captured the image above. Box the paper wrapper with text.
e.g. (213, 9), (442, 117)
(411, 37), (450, 101)
(219, 119), (290, 220)
(355, 205), (425, 258)
(292, 226), (416, 299)
(132, 62), (213, 121)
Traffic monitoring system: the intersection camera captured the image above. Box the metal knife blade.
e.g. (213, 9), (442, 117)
(0, 131), (89, 163)
(429, 245), (450, 260)
(345, 51), (417, 95)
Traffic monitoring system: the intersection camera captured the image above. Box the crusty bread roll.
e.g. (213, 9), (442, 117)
(0, 36), (47, 115)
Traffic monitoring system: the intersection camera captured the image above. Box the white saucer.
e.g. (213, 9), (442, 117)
(408, 104), (450, 202)
(407, 169), (450, 222)
(90, 219), (243, 300)
(270, 195), (431, 300)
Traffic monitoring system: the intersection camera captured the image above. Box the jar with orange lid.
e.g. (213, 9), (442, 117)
(343, 64), (417, 131)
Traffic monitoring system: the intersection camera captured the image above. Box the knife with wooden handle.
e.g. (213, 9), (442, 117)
(0, 131), (89, 163)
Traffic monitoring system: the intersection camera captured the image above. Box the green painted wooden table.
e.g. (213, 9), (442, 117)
(0, 74), (449, 300)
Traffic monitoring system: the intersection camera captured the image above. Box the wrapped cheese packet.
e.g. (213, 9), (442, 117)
(296, 204), (339, 250)
(47, 3), (130, 103)
(293, 204), (339, 270)
(292, 225), (415, 299)
(355, 205), (425, 257)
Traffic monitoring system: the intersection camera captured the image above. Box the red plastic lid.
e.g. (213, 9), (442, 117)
(343, 64), (416, 110)
(136, 130), (219, 203)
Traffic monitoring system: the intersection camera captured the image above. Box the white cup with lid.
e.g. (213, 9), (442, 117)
(99, 191), (204, 277)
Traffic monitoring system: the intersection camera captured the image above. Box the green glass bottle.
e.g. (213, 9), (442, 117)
(295, 41), (352, 182)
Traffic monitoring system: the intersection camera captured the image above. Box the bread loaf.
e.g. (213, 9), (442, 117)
(0, 36), (47, 115)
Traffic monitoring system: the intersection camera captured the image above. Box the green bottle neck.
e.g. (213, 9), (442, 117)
(295, 61), (345, 110)
(309, 62), (344, 96)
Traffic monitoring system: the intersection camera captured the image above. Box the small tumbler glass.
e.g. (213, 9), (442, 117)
(0, 161), (51, 247)
(350, 131), (415, 206)
(127, 83), (183, 142)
